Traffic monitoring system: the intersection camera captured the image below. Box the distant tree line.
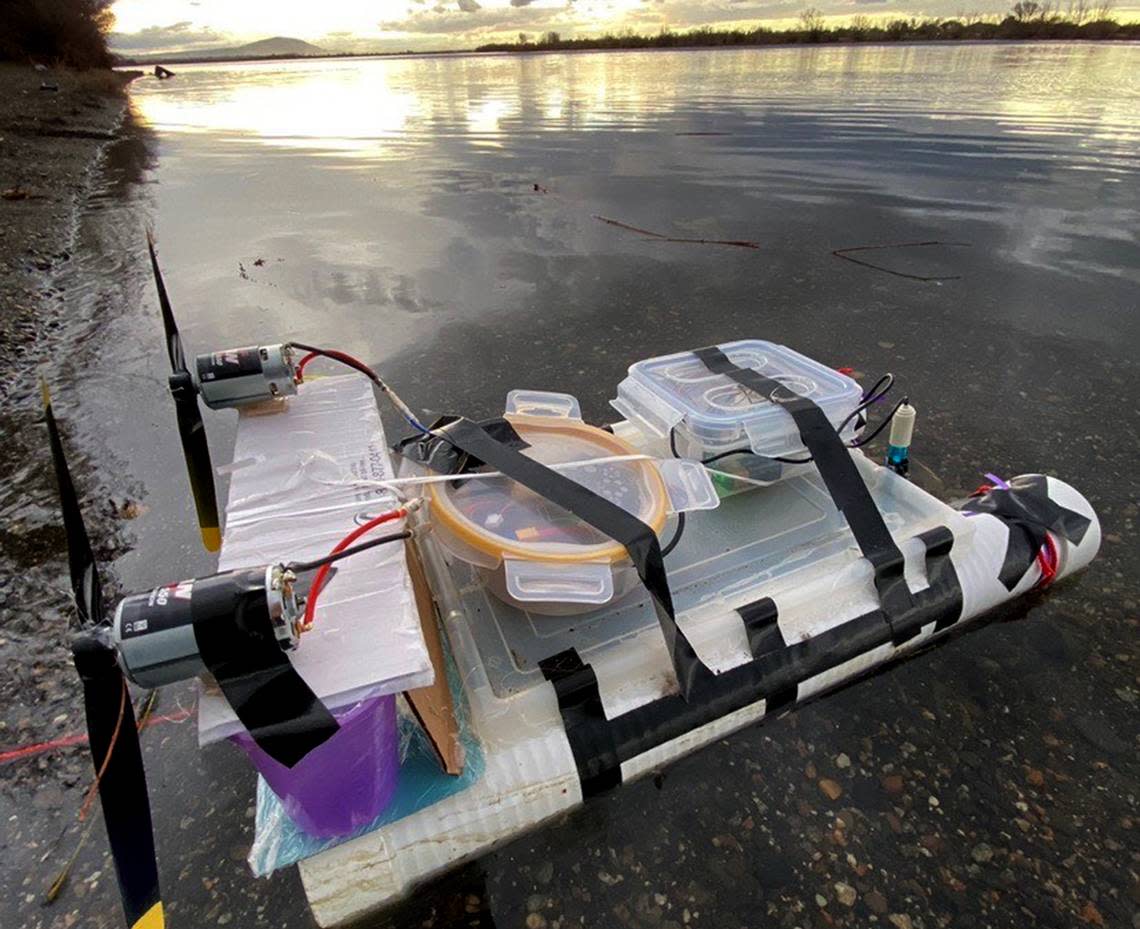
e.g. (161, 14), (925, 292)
(481, 3), (1135, 53)
(0, 0), (115, 69)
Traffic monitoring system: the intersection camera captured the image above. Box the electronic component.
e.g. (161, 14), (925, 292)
(112, 564), (302, 687)
(195, 344), (298, 409)
(885, 401), (916, 476)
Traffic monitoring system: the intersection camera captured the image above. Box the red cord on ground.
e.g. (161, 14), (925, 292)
(302, 507), (407, 629)
(0, 707), (195, 767)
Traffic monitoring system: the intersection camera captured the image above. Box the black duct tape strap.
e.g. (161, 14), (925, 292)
(693, 346), (919, 642)
(395, 416), (529, 477)
(693, 346), (905, 570)
(736, 597), (795, 711)
(436, 417), (716, 699)
(959, 475), (1091, 591)
(559, 527), (960, 796)
(192, 569), (339, 768)
(540, 649), (621, 794)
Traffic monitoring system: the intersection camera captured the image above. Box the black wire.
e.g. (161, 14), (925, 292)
(849, 397), (909, 448)
(286, 530), (412, 573)
(668, 382), (907, 468)
(837, 372), (894, 435)
(661, 512), (686, 557)
(703, 446), (812, 466)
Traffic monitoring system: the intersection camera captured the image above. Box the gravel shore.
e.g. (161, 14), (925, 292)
(0, 63), (132, 390)
(0, 59), (133, 812)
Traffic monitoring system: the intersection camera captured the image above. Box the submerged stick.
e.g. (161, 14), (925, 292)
(594, 215), (761, 250)
(832, 240), (971, 282)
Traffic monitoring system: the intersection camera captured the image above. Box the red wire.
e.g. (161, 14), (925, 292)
(0, 707), (195, 767)
(296, 351), (320, 378)
(1036, 532), (1059, 588)
(302, 507), (407, 629)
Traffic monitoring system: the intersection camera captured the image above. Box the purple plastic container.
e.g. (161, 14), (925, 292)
(232, 694), (399, 838)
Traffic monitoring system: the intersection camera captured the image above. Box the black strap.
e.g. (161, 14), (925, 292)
(693, 345), (919, 642)
(540, 649), (621, 794)
(737, 597), (795, 711)
(557, 525), (961, 796)
(692, 346), (906, 573)
(437, 417), (716, 700)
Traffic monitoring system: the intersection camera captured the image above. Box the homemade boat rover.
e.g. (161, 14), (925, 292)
(45, 237), (1100, 928)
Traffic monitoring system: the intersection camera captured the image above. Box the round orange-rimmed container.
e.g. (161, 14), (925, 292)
(425, 397), (672, 614)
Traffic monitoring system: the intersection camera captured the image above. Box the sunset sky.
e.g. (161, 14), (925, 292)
(108, 0), (1135, 54)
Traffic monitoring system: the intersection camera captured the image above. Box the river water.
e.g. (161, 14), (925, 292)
(7, 42), (1140, 929)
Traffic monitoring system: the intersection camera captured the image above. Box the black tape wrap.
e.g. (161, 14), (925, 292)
(959, 475), (1090, 590)
(395, 416), (529, 477)
(191, 568), (339, 767)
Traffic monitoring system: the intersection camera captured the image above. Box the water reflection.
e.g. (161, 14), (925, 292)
(130, 46), (1140, 165)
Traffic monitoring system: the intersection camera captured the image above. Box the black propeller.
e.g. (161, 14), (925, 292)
(43, 382), (166, 929)
(146, 231), (221, 552)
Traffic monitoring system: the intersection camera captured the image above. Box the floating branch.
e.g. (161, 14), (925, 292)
(832, 240), (971, 282)
(594, 215), (760, 250)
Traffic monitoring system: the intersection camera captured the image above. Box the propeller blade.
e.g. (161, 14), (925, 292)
(145, 231), (221, 551)
(174, 391), (222, 552)
(145, 231), (185, 374)
(41, 381), (103, 626)
(72, 632), (165, 929)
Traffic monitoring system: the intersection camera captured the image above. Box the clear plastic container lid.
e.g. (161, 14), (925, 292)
(611, 340), (863, 459)
(429, 416), (667, 564)
(424, 391), (718, 607)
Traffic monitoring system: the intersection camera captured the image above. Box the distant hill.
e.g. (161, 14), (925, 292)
(120, 36), (327, 65)
(225, 37), (326, 58)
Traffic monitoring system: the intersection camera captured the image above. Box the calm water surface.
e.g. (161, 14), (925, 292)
(12, 43), (1140, 929)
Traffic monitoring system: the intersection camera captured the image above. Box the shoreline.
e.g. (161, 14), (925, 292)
(0, 61), (134, 801)
(0, 64), (133, 398)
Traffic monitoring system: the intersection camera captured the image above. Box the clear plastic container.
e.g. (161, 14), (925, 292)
(425, 390), (717, 614)
(611, 340), (863, 486)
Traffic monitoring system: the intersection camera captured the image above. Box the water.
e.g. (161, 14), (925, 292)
(10, 43), (1140, 929)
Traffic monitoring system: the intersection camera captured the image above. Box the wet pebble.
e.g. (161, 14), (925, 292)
(971, 843), (994, 864)
(819, 778), (843, 801)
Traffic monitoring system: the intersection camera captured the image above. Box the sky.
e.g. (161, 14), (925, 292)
(107, 0), (1132, 55)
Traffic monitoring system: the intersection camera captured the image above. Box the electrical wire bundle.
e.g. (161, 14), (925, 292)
(680, 372), (907, 467)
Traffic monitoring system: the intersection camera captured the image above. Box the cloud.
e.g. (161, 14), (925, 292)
(382, 3), (572, 36)
(457, 0), (482, 10)
(109, 21), (229, 54)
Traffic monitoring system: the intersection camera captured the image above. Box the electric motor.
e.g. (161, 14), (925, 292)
(112, 564), (302, 688)
(194, 344), (297, 409)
